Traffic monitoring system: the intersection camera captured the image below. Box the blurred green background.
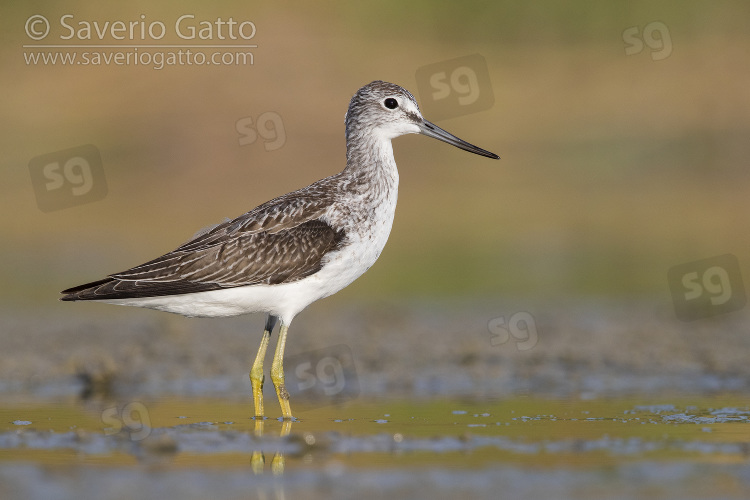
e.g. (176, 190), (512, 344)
(2, 0), (749, 310)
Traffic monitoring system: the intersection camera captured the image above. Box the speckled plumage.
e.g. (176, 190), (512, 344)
(61, 81), (498, 322)
(61, 80), (499, 419)
(61, 81), (415, 321)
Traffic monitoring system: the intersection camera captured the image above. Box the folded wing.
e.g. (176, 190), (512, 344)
(61, 188), (346, 301)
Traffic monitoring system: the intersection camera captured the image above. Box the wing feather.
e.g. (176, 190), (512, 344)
(61, 179), (346, 301)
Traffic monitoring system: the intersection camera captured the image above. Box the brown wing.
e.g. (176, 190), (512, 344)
(61, 180), (346, 301)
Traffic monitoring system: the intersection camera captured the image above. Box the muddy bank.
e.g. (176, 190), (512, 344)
(1, 299), (748, 400)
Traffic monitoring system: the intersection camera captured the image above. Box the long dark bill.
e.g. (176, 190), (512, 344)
(419, 119), (499, 159)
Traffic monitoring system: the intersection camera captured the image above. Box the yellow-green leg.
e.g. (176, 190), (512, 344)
(250, 314), (277, 418)
(270, 322), (293, 419)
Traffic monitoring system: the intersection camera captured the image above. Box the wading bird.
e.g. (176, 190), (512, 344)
(61, 80), (499, 419)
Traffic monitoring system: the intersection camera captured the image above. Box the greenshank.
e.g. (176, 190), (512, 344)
(61, 80), (499, 419)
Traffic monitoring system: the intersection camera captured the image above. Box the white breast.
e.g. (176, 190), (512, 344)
(99, 173), (399, 323)
(100, 138), (401, 322)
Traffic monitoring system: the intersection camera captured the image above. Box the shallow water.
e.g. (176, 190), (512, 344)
(3, 303), (750, 498)
(3, 395), (750, 499)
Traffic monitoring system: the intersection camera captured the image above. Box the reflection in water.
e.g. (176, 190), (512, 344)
(251, 418), (292, 476)
(251, 418), (290, 500)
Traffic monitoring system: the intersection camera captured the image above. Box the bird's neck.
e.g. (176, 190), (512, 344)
(343, 134), (399, 195)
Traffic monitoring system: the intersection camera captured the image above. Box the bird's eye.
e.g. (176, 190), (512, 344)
(384, 98), (398, 109)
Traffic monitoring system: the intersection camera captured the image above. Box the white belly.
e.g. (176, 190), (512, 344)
(98, 192), (398, 323)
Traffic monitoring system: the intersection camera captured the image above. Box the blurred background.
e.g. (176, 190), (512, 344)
(3, 0), (750, 303)
(3, 1), (750, 497)
(1, 0), (750, 394)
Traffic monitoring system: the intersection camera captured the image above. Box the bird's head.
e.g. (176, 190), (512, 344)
(345, 80), (499, 159)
